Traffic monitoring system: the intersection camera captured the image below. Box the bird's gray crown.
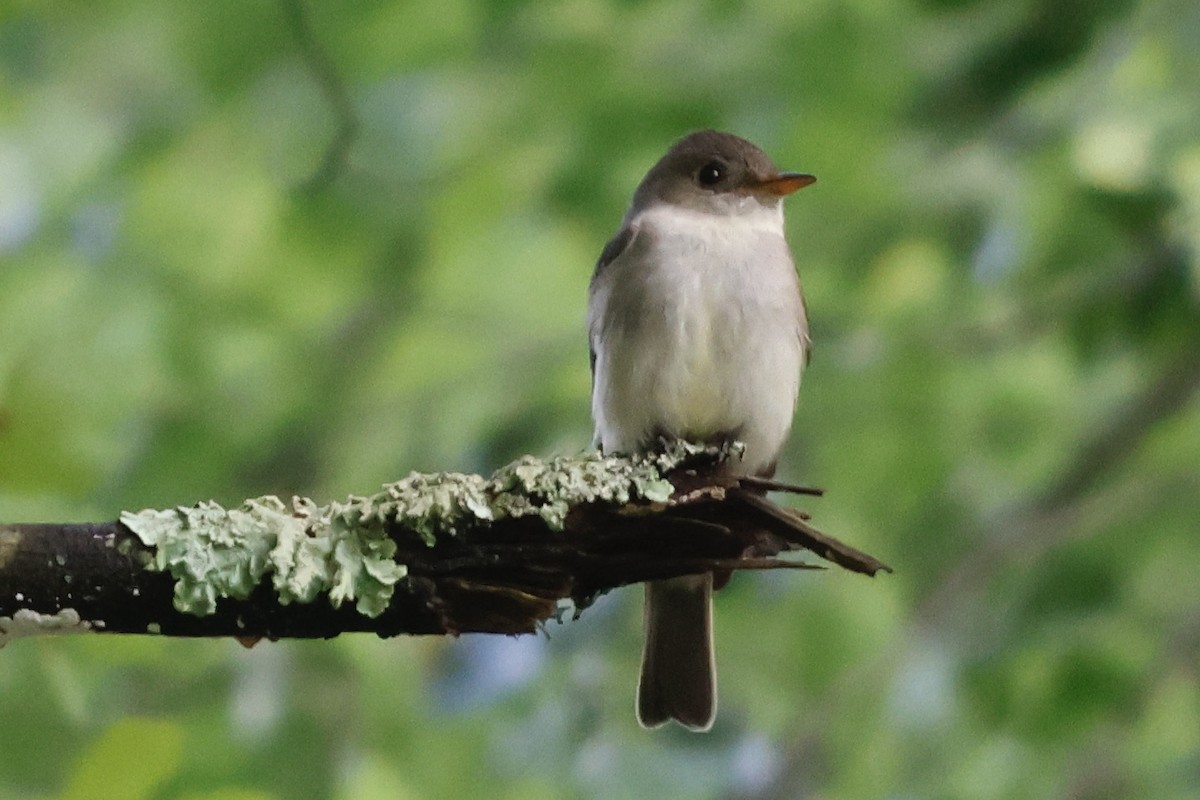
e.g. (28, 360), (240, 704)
(630, 130), (794, 216)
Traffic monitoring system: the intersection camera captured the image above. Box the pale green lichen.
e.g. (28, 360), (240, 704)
(121, 443), (728, 620)
(122, 496), (405, 619)
(351, 442), (715, 536)
(0, 608), (92, 648)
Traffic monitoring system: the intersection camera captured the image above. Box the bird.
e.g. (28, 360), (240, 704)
(587, 130), (814, 731)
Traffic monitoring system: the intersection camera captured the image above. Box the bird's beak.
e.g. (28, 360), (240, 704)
(751, 172), (816, 196)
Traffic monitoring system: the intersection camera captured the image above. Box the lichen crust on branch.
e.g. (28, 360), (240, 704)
(121, 496), (406, 619)
(120, 444), (718, 622)
(0, 608), (93, 648)
(353, 446), (696, 541)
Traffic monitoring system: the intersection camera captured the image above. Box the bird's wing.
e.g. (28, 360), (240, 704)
(588, 222), (640, 379)
(800, 290), (813, 366)
(594, 223), (637, 279)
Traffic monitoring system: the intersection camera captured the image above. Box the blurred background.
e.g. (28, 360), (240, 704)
(1, 0), (1198, 798)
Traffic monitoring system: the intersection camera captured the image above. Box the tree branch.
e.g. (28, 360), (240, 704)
(281, 0), (359, 192)
(0, 446), (889, 647)
(916, 336), (1200, 624)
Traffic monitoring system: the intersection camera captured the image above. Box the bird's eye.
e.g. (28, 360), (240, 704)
(696, 162), (724, 187)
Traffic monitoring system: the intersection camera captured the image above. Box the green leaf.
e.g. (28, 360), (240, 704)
(61, 718), (184, 800)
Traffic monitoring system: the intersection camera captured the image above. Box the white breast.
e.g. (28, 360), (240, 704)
(589, 202), (807, 476)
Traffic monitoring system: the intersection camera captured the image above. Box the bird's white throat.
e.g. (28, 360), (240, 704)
(629, 199), (786, 241)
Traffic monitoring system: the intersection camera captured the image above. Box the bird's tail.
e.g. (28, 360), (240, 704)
(637, 573), (716, 731)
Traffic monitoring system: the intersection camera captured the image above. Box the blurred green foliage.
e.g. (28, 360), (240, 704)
(1, 0), (1198, 798)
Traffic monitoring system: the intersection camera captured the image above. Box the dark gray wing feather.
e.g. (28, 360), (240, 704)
(589, 223), (638, 379)
(594, 224), (636, 279)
